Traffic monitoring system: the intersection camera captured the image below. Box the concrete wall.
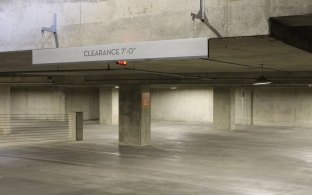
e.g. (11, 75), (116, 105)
(0, 86), (11, 134)
(234, 88), (253, 126)
(1, 0), (312, 51)
(213, 87), (235, 130)
(65, 87), (99, 120)
(11, 87), (65, 116)
(99, 88), (119, 125)
(232, 87), (312, 128)
(159, 87), (312, 128)
(151, 88), (213, 123)
(253, 88), (312, 127)
(111, 88), (119, 124)
(8, 86), (312, 127)
(11, 86), (100, 121)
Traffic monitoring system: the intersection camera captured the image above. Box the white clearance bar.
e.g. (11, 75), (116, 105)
(32, 38), (208, 65)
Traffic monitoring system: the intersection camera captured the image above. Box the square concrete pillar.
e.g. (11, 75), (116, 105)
(213, 87), (235, 131)
(119, 85), (151, 146)
(68, 112), (83, 141)
(0, 86), (11, 135)
(100, 88), (119, 125)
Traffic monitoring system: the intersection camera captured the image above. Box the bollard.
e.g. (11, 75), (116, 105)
(75, 112), (83, 141)
(68, 112), (83, 141)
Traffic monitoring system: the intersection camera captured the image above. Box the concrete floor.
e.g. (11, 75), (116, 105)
(0, 121), (312, 194)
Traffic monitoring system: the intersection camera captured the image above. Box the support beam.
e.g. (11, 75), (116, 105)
(119, 85), (151, 146)
(0, 87), (11, 135)
(270, 14), (312, 53)
(213, 87), (235, 131)
(99, 88), (119, 125)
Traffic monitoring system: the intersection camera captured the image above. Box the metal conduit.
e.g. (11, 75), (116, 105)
(200, 0), (205, 21)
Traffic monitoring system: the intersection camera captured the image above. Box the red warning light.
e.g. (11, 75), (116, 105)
(116, 61), (128, 66)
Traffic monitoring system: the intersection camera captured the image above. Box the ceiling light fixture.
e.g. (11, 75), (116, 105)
(253, 76), (272, 86)
(253, 65), (272, 86)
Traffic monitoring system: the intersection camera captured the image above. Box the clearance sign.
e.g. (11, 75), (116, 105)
(32, 38), (209, 65)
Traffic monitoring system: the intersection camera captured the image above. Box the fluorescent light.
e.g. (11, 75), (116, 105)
(253, 76), (272, 86)
(170, 87), (178, 90)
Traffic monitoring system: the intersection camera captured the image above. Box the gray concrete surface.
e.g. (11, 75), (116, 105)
(11, 87), (99, 121)
(0, 86), (11, 135)
(7, 86), (312, 129)
(151, 87), (213, 123)
(65, 87), (99, 120)
(234, 88), (253, 126)
(0, 119), (71, 143)
(0, 121), (311, 194)
(270, 14), (312, 53)
(11, 87), (66, 119)
(213, 87), (235, 130)
(1, 0), (312, 52)
(119, 85), (151, 146)
(100, 88), (119, 125)
(253, 88), (312, 127)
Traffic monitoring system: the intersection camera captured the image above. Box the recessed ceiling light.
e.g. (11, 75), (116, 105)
(170, 87), (178, 90)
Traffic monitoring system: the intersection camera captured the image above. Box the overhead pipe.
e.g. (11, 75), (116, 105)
(192, 0), (206, 22)
(200, 0), (205, 22)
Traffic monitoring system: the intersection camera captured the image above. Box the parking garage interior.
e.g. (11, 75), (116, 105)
(1, 0), (312, 194)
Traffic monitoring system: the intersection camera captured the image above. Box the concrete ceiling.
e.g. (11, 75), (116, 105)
(209, 36), (312, 72)
(0, 36), (311, 86)
(1, 36), (312, 74)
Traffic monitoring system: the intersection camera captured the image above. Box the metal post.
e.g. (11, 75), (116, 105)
(68, 113), (76, 140)
(75, 112), (83, 141)
(200, 0), (205, 22)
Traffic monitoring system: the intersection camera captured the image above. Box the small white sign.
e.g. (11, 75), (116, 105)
(32, 38), (208, 65)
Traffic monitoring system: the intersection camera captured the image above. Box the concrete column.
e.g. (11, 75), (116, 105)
(68, 112), (83, 141)
(119, 85), (151, 146)
(0, 86), (11, 135)
(213, 87), (235, 131)
(99, 88), (119, 125)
